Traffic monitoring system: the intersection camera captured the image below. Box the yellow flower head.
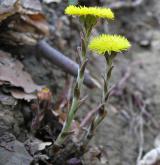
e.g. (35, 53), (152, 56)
(65, 5), (114, 20)
(89, 34), (131, 54)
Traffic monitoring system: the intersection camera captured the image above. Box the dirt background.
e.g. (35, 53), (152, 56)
(0, 0), (160, 165)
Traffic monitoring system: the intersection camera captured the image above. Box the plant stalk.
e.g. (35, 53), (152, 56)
(92, 53), (116, 129)
(55, 28), (90, 145)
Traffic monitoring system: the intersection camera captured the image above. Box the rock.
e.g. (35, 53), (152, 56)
(25, 137), (52, 156)
(139, 39), (151, 47)
(0, 133), (32, 165)
(43, 0), (61, 3)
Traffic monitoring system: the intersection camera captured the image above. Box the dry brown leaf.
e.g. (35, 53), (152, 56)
(23, 14), (49, 35)
(11, 89), (37, 101)
(0, 0), (44, 21)
(0, 50), (43, 93)
(0, 0), (42, 15)
(0, 0), (49, 45)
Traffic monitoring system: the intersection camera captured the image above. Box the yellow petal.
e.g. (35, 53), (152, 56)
(89, 34), (131, 54)
(65, 5), (114, 20)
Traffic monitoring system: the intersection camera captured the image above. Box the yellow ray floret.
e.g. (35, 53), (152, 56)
(89, 34), (131, 54)
(65, 5), (114, 20)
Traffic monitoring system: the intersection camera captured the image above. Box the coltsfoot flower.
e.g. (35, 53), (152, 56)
(65, 5), (114, 20)
(89, 34), (131, 54)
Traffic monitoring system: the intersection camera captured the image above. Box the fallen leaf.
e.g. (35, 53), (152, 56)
(21, 14), (49, 36)
(11, 89), (37, 102)
(0, 0), (49, 45)
(0, 50), (43, 93)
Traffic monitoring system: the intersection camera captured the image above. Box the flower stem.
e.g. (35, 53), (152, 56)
(55, 28), (90, 145)
(93, 53), (116, 129)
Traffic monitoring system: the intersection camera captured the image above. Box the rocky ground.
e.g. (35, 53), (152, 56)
(0, 0), (160, 165)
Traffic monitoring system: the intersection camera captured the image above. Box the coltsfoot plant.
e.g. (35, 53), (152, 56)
(54, 4), (131, 162)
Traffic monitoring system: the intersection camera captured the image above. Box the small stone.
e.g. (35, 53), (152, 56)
(139, 39), (151, 47)
(0, 134), (32, 165)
